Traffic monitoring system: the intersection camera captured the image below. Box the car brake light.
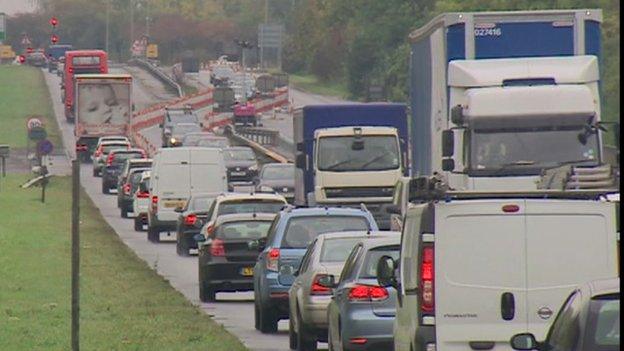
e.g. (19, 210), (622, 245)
(151, 195), (158, 213)
(123, 183), (131, 195)
(106, 153), (115, 166)
(311, 274), (333, 296)
(94, 147), (102, 157)
(266, 248), (280, 271)
(348, 285), (389, 302)
(210, 238), (225, 257)
(137, 191), (149, 199)
(421, 245), (435, 313)
(205, 224), (214, 236)
(184, 214), (197, 226)
(350, 338), (368, 345)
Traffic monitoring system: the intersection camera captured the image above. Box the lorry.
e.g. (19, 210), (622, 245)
(233, 102), (258, 127)
(294, 104), (409, 229)
(409, 9), (617, 191)
(63, 50), (109, 122)
(74, 74), (132, 162)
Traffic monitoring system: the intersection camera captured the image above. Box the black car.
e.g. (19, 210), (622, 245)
(196, 213), (276, 302)
(116, 158), (153, 210)
(255, 163), (295, 202)
(118, 167), (150, 218)
(223, 147), (259, 189)
(160, 107), (199, 147)
(101, 148), (146, 194)
(175, 193), (218, 256)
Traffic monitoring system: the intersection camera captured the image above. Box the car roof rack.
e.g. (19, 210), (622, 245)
(408, 173), (619, 203)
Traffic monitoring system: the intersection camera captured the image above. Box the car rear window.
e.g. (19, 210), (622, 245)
(587, 298), (620, 350)
(320, 238), (362, 262)
(215, 221), (272, 240)
(113, 152), (143, 164)
(102, 144), (128, 153)
(217, 200), (285, 216)
(281, 216), (370, 249)
(358, 245), (400, 279)
(130, 172), (144, 186)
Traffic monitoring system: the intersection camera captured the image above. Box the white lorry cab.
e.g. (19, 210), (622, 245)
(148, 147), (227, 242)
(377, 176), (620, 351)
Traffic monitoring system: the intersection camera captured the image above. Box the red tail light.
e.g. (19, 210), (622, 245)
(205, 224), (215, 236)
(122, 183), (131, 195)
(68, 67), (74, 73)
(140, 149), (147, 158)
(266, 248), (280, 271)
(311, 274), (333, 296)
(18, 55), (26, 63)
(94, 147), (102, 157)
(106, 153), (115, 166)
(210, 238), (225, 257)
(184, 214), (197, 226)
(76, 144), (88, 152)
(100, 66), (106, 73)
(348, 285), (389, 302)
(137, 191), (149, 199)
(150, 195), (158, 213)
(421, 245), (435, 313)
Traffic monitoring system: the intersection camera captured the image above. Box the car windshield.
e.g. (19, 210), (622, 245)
(172, 124), (201, 135)
(215, 221), (272, 240)
(167, 112), (198, 124)
(224, 148), (256, 161)
(317, 135), (400, 172)
(320, 237), (362, 262)
(189, 196), (215, 211)
(130, 172), (143, 186)
(585, 297), (620, 350)
(359, 246), (400, 279)
(469, 126), (600, 176)
(196, 138), (229, 148)
(217, 200), (285, 216)
(281, 216), (370, 249)
(261, 165), (294, 180)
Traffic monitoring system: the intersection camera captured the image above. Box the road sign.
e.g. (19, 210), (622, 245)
(21, 35), (31, 46)
(37, 139), (54, 156)
(27, 117), (43, 130)
(0, 45), (14, 59)
(146, 44), (158, 58)
(0, 13), (6, 42)
(28, 126), (47, 141)
(258, 24), (284, 48)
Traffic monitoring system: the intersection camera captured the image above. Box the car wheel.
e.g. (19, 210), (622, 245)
(147, 226), (160, 242)
(102, 182), (110, 194)
(176, 235), (190, 257)
(258, 301), (278, 333)
(134, 217), (143, 231)
(254, 299), (261, 331)
(121, 207), (128, 218)
(289, 316), (298, 350)
(296, 309), (317, 351)
(92, 168), (97, 177)
(198, 267), (216, 302)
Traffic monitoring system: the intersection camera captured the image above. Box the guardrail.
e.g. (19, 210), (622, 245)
(224, 126), (291, 164)
(235, 127), (280, 146)
(128, 58), (183, 98)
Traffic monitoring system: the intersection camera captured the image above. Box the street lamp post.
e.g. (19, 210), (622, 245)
(105, 0), (110, 53)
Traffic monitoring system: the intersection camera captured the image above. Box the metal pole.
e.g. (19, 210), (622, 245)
(145, 16), (150, 37)
(241, 48), (247, 103)
(71, 159), (80, 351)
(105, 0), (110, 53)
(130, 0), (134, 51)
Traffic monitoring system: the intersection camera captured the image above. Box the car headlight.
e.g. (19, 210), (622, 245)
(248, 164), (258, 172)
(170, 137), (177, 144)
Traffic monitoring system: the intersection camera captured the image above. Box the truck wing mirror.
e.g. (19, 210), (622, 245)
(295, 154), (306, 170)
(442, 158), (455, 172)
(296, 142), (304, 152)
(450, 105), (464, 125)
(442, 130), (454, 157)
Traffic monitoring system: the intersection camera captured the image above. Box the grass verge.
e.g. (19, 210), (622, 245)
(0, 174), (248, 351)
(289, 73), (349, 99)
(0, 65), (62, 149)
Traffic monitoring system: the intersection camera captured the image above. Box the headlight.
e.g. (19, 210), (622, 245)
(170, 137), (177, 144)
(249, 164), (258, 171)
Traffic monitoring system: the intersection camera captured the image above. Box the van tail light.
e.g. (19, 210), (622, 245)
(68, 67), (74, 73)
(266, 248), (280, 272)
(210, 238), (225, 257)
(106, 153), (115, 166)
(348, 285), (389, 302)
(205, 224), (215, 236)
(94, 147), (102, 157)
(151, 195), (158, 213)
(421, 245), (435, 313)
(122, 183), (131, 195)
(311, 274), (333, 296)
(184, 214), (197, 226)
(100, 66), (106, 73)
(137, 191), (149, 199)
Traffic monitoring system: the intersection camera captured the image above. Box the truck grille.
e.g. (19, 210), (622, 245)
(324, 187), (394, 198)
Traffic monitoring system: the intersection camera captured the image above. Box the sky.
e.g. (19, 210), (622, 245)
(0, 0), (37, 16)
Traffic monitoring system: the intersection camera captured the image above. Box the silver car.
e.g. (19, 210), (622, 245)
(288, 231), (398, 351)
(327, 235), (401, 351)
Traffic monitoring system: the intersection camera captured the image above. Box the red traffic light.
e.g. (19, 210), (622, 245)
(18, 55), (26, 63)
(50, 17), (58, 27)
(51, 34), (59, 44)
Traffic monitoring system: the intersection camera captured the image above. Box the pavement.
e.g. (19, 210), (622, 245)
(42, 68), (300, 351)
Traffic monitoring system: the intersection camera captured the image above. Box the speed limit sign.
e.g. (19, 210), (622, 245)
(27, 117), (43, 130)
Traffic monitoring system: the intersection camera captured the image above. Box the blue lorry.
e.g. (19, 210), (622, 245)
(293, 104), (409, 229)
(409, 9), (615, 191)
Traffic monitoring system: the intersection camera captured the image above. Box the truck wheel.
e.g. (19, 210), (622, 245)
(147, 226), (160, 242)
(134, 217), (143, 231)
(121, 207), (128, 218)
(296, 309), (317, 351)
(289, 318), (298, 350)
(258, 302), (278, 333)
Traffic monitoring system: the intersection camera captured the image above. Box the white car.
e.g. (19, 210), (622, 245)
(147, 147), (228, 242)
(378, 178), (619, 351)
(132, 171), (151, 231)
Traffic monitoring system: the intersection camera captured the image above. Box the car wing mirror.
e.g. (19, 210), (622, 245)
(510, 333), (539, 350)
(377, 255), (398, 289)
(385, 204), (401, 214)
(193, 234), (206, 243)
(317, 275), (337, 289)
(174, 206), (184, 213)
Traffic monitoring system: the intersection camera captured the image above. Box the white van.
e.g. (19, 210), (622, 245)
(148, 147), (227, 242)
(378, 180), (619, 351)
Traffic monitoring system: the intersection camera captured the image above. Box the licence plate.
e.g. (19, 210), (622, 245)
(164, 200), (186, 208)
(240, 267), (254, 277)
(230, 171), (246, 176)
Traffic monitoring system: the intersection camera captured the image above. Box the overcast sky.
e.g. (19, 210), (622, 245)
(0, 0), (37, 16)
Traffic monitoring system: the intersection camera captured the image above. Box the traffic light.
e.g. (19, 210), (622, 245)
(51, 34), (59, 44)
(50, 17), (58, 27)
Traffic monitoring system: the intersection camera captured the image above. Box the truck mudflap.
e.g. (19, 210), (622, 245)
(317, 201), (392, 230)
(75, 137), (99, 163)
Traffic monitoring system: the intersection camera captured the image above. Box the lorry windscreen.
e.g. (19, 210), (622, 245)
(469, 126), (600, 176)
(317, 135), (400, 172)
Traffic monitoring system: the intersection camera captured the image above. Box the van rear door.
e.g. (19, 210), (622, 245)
(435, 200), (527, 351)
(189, 149), (227, 193)
(524, 200), (618, 340)
(157, 150), (190, 218)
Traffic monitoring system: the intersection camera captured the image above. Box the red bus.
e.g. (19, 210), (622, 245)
(63, 50), (108, 121)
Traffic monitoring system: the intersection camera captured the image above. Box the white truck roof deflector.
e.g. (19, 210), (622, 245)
(448, 56), (599, 87)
